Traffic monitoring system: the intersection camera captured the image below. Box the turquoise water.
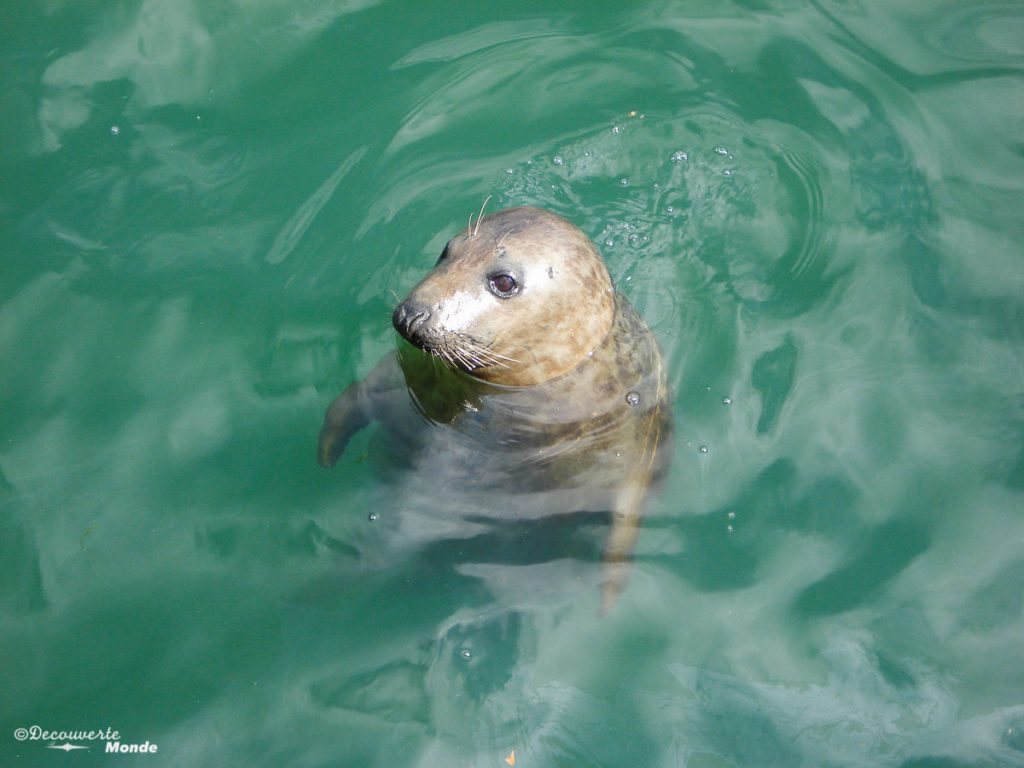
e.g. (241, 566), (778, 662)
(3, 1), (1024, 766)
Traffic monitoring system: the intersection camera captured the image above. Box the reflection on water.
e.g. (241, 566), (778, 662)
(2, 0), (1023, 766)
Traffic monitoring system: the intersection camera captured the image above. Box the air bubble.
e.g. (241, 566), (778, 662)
(670, 150), (688, 163)
(726, 525), (734, 534)
(552, 155), (564, 166)
(727, 511), (736, 520)
(460, 649), (472, 659)
(110, 125), (121, 135)
(723, 396), (732, 405)
(619, 178), (629, 186)
(722, 169), (733, 176)
(611, 125), (622, 135)
(628, 233), (640, 243)
(666, 206), (675, 214)
(604, 238), (615, 248)
(714, 146), (729, 155)
(699, 445), (709, 454)
(368, 512), (378, 521)
(625, 391), (641, 407)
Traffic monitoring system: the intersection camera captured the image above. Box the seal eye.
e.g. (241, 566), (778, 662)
(434, 243), (451, 267)
(487, 273), (518, 298)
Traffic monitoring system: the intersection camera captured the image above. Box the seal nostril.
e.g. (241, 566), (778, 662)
(408, 309), (430, 334)
(392, 300), (431, 339)
(392, 301), (410, 334)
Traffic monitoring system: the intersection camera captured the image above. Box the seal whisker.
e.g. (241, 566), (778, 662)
(426, 345), (445, 365)
(458, 349), (482, 370)
(458, 343), (484, 366)
(472, 195), (492, 239)
(472, 348), (512, 368)
(450, 347), (470, 368)
(480, 347), (519, 364)
(464, 347), (496, 367)
(474, 330), (520, 364)
(496, 228), (514, 249)
(431, 334), (503, 372)
(456, 335), (519, 368)
(464, 344), (490, 368)
(440, 339), (472, 371)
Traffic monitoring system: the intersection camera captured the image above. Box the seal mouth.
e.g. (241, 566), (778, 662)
(392, 299), (516, 374)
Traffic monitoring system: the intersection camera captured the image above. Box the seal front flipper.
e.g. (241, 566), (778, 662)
(317, 354), (402, 468)
(599, 366), (671, 615)
(600, 480), (647, 615)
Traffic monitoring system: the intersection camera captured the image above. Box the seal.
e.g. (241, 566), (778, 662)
(318, 206), (673, 612)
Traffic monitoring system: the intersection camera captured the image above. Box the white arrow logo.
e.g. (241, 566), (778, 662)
(47, 743), (89, 752)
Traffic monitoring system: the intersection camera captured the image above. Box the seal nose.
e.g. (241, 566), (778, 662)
(392, 299), (431, 341)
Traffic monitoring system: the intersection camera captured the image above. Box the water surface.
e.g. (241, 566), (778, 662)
(2, 1), (1023, 766)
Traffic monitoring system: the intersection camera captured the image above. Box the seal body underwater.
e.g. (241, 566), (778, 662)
(318, 206), (673, 612)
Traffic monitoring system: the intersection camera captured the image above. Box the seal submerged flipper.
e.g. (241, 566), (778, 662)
(317, 354), (401, 467)
(600, 482), (647, 615)
(599, 332), (670, 615)
(599, 391), (668, 614)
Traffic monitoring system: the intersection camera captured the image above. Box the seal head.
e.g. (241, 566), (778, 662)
(392, 207), (616, 387)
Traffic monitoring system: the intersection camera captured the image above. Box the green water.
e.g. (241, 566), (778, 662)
(3, 1), (1023, 766)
